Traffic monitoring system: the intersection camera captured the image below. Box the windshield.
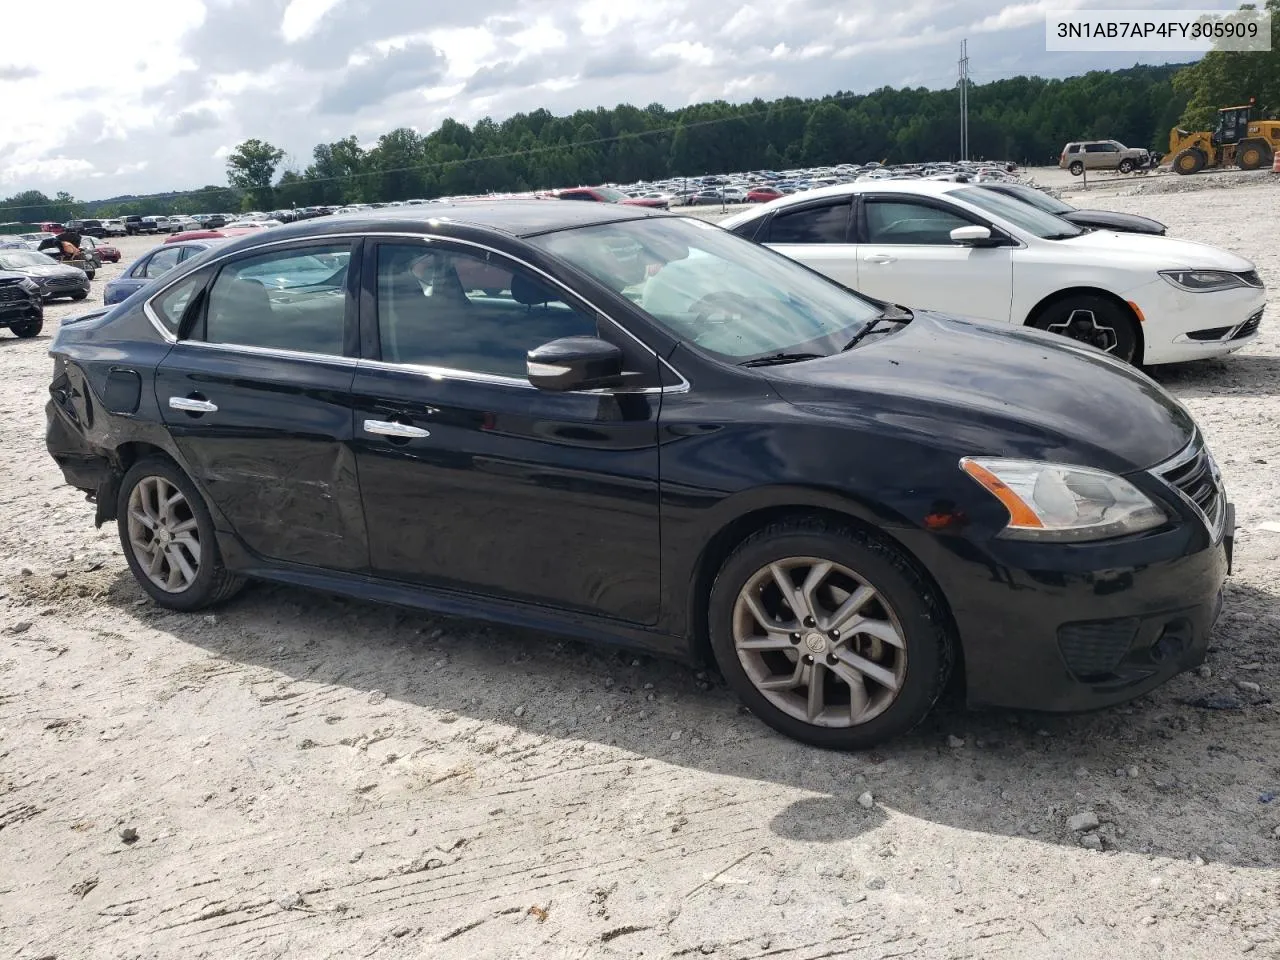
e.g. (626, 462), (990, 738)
(593, 187), (628, 202)
(530, 217), (882, 360)
(952, 187), (1083, 239)
(0, 251), (55, 269)
(999, 185), (1073, 215)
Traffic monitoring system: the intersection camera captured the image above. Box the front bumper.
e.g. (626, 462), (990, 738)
(894, 506), (1232, 713)
(1125, 278), (1265, 364)
(0, 292), (43, 326)
(37, 277), (91, 300)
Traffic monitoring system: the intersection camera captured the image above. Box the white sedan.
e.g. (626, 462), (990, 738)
(720, 181), (1263, 365)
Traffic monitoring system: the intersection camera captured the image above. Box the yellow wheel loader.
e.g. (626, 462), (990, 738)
(1168, 99), (1280, 174)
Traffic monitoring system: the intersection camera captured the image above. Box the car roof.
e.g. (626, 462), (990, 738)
(234, 199), (662, 247)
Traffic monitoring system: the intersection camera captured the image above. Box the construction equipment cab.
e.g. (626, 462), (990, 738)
(1170, 98), (1280, 174)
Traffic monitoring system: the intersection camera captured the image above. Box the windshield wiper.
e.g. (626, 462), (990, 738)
(840, 304), (914, 352)
(739, 352), (826, 367)
(1041, 232), (1081, 241)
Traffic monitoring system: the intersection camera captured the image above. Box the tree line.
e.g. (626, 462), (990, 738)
(2, 7), (1274, 224)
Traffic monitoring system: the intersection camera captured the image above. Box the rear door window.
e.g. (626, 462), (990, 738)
(202, 243), (353, 356)
(143, 247), (182, 278)
(766, 201), (852, 244)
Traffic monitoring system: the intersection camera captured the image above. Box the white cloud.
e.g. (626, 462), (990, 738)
(281, 0), (346, 42)
(0, 0), (1212, 200)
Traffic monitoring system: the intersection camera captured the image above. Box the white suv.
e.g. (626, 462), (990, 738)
(720, 180), (1263, 365)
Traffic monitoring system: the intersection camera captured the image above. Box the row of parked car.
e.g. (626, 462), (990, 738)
(40, 179), (1247, 750)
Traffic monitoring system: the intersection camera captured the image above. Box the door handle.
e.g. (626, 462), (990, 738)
(169, 396), (217, 413)
(863, 254), (897, 264)
(363, 419), (430, 439)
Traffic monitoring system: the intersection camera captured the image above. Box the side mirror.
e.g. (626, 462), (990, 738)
(527, 336), (623, 391)
(951, 225), (1004, 247)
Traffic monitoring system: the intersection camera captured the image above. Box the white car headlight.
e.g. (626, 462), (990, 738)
(960, 457), (1166, 541)
(19, 278), (39, 293)
(1159, 269), (1248, 292)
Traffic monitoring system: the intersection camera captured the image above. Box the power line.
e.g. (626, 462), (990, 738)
(0, 87), (939, 218)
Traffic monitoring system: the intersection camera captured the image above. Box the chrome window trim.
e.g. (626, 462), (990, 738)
(143, 229), (690, 394)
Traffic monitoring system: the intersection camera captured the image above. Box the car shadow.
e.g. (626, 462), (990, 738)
(1149, 354), (1280, 400)
(49, 567), (1280, 869)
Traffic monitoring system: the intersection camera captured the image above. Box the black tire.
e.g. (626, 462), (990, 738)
(10, 318), (43, 338)
(1237, 140), (1270, 171)
(1118, 159), (1134, 174)
(116, 456), (245, 611)
(1030, 294), (1139, 364)
(707, 518), (954, 750)
(70, 291), (88, 301)
(1068, 161), (1084, 176)
(1173, 148), (1206, 175)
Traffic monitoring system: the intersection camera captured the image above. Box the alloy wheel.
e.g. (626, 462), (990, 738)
(732, 556), (907, 728)
(127, 475), (202, 592)
(1046, 308), (1118, 353)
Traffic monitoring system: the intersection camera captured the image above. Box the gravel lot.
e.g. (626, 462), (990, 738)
(3, 174), (1278, 959)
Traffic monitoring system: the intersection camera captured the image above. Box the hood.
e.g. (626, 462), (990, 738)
(763, 311), (1195, 473)
(1058, 229), (1253, 271)
(1063, 209), (1166, 235)
(17, 263), (85, 279)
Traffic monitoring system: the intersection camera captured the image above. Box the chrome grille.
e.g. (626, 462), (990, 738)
(1231, 310), (1262, 341)
(1152, 436), (1226, 542)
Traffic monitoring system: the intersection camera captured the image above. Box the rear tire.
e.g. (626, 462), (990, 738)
(1069, 161), (1084, 176)
(1174, 148), (1206, 175)
(117, 456), (245, 611)
(707, 518), (954, 750)
(1030, 294), (1139, 364)
(1237, 140), (1270, 171)
(11, 319), (42, 338)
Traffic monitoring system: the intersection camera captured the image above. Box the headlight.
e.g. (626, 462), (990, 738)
(1159, 269), (1248, 292)
(960, 457), (1166, 541)
(19, 278), (38, 293)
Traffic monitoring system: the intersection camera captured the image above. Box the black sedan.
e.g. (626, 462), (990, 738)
(45, 203), (1231, 748)
(0, 269), (43, 337)
(977, 182), (1167, 235)
(0, 250), (91, 301)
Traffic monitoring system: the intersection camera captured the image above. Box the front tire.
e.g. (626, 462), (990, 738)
(1174, 147), (1206, 175)
(11, 318), (43, 338)
(1118, 159), (1134, 174)
(117, 457), (245, 611)
(1030, 294), (1139, 364)
(707, 518), (954, 749)
(70, 291), (87, 301)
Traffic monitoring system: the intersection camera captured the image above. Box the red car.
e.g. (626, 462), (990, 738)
(39, 221), (64, 234)
(747, 186), (784, 203)
(555, 186), (668, 210)
(95, 241), (121, 263)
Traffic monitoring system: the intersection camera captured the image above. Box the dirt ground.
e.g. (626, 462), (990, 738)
(2, 176), (1279, 959)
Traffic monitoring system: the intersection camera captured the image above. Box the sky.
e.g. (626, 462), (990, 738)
(0, 0), (1213, 201)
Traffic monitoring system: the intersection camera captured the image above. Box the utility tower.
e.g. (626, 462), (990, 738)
(958, 39), (970, 161)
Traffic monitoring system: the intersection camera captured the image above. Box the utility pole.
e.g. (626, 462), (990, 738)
(958, 39), (970, 161)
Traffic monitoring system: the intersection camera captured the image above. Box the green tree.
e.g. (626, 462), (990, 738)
(1173, 1), (1280, 128)
(225, 138), (285, 209)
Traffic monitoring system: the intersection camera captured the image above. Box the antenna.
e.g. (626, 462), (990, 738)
(958, 39), (970, 161)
